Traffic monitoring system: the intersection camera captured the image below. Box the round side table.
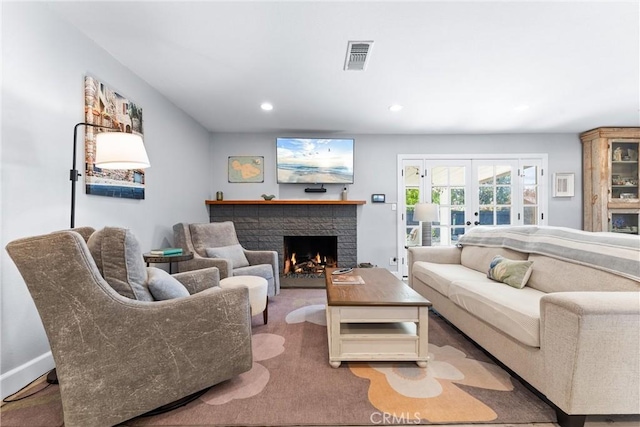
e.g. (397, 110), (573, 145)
(143, 252), (193, 274)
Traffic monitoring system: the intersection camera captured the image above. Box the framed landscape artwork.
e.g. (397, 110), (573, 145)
(84, 76), (146, 199)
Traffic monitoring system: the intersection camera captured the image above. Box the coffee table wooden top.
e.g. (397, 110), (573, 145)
(325, 267), (432, 307)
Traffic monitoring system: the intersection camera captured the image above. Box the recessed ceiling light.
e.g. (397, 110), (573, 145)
(260, 102), (274, 111)
(514, 104), (530, 112)
(389, 104), (403, 112)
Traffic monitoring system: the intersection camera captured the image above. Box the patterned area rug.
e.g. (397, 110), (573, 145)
(1, 288), (556, 426)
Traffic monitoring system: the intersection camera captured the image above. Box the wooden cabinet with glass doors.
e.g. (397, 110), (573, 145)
(580, 127), (640, 234)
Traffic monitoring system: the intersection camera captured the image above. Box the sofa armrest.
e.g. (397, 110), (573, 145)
(407, 246), (461, 287)
(177, 255), (232, 278)
(172, 267), (220, 294)
(540, 292), (640, 415)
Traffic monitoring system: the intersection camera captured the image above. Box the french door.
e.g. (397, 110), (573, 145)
(398, 155), (546, 277)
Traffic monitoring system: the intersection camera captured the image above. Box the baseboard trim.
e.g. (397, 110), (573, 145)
(0, 351), (53, 399)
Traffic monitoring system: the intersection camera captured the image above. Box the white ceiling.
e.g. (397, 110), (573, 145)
(49, 1), (640, 135)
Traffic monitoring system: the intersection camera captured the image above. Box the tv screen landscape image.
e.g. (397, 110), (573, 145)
(276, 137), (354, 184)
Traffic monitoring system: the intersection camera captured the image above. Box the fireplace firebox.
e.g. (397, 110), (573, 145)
(283, 236), (337, 276)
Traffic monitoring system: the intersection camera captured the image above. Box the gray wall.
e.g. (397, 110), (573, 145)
(210, 132), (583, 271)
(1, 3), (212, 397)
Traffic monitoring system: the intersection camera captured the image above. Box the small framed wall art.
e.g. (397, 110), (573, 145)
(371, 194), (385, 203)
(553, 173), (575, 197)
(228, 156), (264, 183)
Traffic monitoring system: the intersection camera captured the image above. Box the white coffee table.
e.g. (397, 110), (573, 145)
(325, 267), (432, 368)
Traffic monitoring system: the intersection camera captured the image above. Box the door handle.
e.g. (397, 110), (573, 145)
(466, 221), (471, 226)
(474, 221), (480, 225)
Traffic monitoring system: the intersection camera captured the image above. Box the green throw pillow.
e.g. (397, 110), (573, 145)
(487, 255), (533, 289)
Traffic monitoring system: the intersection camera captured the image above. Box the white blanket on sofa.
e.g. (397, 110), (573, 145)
(458, 226), (640, 281)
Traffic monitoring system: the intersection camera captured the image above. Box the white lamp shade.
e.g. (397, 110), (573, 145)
(413, 203), (440, 222)
(94, 132), (150, 169)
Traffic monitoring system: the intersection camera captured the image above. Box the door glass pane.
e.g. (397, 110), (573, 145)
(451, 227), (465, 243)
(479, 207), (494, 225)
(432, 167), (447, 186)
(479, 187), (494, 205)
(451, 207), (465, 227)
(523, 165), (537, 185)
(524, 186), (537, 204)
(434, 187), (448, 204)
(451, 188), (465, 205)
(524, 206), (537, 225)
(496, 166), (512, 184)
(450, 166), (465, 185)
(405, 166), (421, 186)
(478, 166), (494, 184)
(521, 164), (540, 225)
(496, 187), (511, 204)
(496, 207), (511, 225)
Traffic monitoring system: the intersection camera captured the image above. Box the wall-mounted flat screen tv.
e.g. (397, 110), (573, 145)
(276, 137), (354, 184)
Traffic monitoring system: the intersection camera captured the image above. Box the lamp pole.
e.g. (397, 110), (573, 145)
(70, 122), (115, 228)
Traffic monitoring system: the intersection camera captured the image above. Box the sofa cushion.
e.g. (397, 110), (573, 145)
(448, 280), (544, 347)
(487, 255), (534, 289)
(461, 245), (528, 273)
(146, 267), (190, 300)
(87, 227), (153, 301)
(412, 261), (492, 296)
(233, 264), (274, 280)
(205, 244), (250, 269)
(527, 254), (640, 293)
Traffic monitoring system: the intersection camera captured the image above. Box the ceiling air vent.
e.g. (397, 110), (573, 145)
(344, 41), (374, 71)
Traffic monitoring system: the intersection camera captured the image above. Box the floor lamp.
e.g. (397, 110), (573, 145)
(49, 123), (150, 384)
(413, 203), (440, 246)
(70, 122), (150, 228)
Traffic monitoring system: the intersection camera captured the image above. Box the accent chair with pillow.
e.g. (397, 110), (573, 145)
(173, 221), (280, 296)
(6, 227), (253, 427)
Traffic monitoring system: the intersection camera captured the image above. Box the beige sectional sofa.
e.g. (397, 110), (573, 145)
(408, 226), (639, 425)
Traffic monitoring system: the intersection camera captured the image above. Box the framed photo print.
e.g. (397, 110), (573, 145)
(553, 173), (575, 197)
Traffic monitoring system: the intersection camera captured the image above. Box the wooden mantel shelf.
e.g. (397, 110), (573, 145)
(206, 199), (366, 205)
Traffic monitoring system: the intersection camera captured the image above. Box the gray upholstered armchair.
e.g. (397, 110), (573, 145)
(6, 227), (253, 427)
(173, 221), (280, 296)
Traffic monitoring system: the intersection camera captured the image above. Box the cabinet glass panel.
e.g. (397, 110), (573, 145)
(610, 212), (639, 234)
(611, 141), (639, 200)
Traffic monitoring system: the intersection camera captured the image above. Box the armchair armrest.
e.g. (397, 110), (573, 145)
(407, 246), (461, 287)
(540, 292), (640, 415)
(244, 249), (277, 267)
(172, 266), (220, 294)
(177, 255), (232, 279)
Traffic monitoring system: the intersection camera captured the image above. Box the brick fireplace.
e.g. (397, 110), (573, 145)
(207, 200), (364, 274)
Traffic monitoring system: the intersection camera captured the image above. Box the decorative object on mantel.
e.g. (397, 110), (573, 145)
(261, 194), (275, 200)
(84, 75), (148, 200)
(228, 156), (264, 183)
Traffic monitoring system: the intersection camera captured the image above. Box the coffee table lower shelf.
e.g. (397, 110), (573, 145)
(326, 305), (429, 368)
